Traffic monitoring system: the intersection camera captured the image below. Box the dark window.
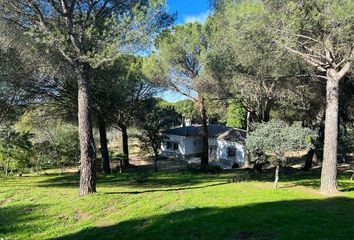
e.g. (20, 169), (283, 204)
(166, 141), (179, 151)
(209, 146), (217, 154)
(228, 147), (236, 157)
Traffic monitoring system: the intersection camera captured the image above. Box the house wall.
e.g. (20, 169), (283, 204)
(161, 134), (246, 165)
(209, 138), (245, 165)
(184, 136), (202, 155)
(161, 135), (186, 156)
(161, 135), (203, 158)
(215, 140), (245, 165)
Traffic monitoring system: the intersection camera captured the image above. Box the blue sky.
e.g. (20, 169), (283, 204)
(157, 0), (210, 102)
(168, 0), (210, 24)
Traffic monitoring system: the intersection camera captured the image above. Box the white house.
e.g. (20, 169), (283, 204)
(161, 124), (247, 167)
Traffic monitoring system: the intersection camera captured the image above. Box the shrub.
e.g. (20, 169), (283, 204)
(0, 127), (33, 175)
(246, 120), (315, 188)
(33, 124), (80, 172)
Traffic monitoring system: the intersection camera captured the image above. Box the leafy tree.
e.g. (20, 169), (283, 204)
(143, 22), (211, 168)
(37, 124), (80, 173)
(110, 58), (156, 167)
(206, 1), (314, 126)
(226, 101), (247, 129)
(1, 0), (173, 195)
(91, 56), (147, 173)
(266, 0), (354, 194)
(246, 120), (315, 188)
(0, 128), (33, 175)
(0, 20), (51, 125)
(136, 99), (177, 172)
(15, 107), (80, 172)
(173, 99), (198, 122)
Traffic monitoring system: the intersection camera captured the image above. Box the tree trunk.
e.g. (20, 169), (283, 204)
(320, 71), (340, 194)
(153, 149), (158, 172)
(244, 111), (251, 168)
(5, 158), (9, 176)
(303, 149), (315, 171)
(198, 96), (209, 168)
(262, 101), (271, 122)
(77, 64), (96, 196)
(98, 117), (111, 174)
(121, 124), (129, 166)
(274, 165), (280, 189)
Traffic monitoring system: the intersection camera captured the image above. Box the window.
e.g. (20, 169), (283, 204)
(166, 141), (179, 151)
(209, 146), (217, 154)
(228, 147), (236, 158)
(166, 141), (172, 149)
(173, 142), (179, 150)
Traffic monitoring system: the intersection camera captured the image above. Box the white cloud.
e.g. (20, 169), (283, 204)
(183, 11), (210, 24)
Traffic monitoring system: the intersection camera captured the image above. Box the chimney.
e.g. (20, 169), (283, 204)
(185, 119), (192, 126)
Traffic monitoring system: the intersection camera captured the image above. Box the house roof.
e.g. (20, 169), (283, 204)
(163, 124), (247, 142)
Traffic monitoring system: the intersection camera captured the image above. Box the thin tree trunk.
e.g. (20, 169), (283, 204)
(244, 111), (251, 168)
(153, 149), (158, 172)
(121, 125), (129, 166)
(98, 117), (111, 174)
(320, 71), (339, 194)
(198, 96), (209, 168)
(77, 64), (96, 196)
(274, 165), (280, 189)
(262, 102), (271, 122)
(304, 149), (315, 171)
(5, 158), (9, 176)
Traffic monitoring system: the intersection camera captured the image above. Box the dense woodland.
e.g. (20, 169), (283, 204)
(0, 0), (353, 198)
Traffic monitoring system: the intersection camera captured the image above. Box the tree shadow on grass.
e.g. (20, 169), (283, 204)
(280, 167), (354, 191)
(52, 197), (354, 240)
(104, 182), (229, 195)
(35, 169), (239, 190)
(0, 204), (46, 239)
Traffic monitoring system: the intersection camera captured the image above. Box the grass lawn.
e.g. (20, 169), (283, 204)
(1, 164), (354, 240)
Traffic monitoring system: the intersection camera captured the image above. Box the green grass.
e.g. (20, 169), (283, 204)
(1, 167), (354, 240)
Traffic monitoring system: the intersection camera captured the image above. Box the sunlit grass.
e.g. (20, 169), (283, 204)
(1, 167), (354, 239)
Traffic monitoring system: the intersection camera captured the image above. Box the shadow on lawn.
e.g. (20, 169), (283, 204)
(0, 204), (45, 238)
(31, 164), (354, 193)
(52, 197), (354, 240)
(104, 182), (228, 195)
(280, 167), (354, 191)
(36, 169), (237, 190)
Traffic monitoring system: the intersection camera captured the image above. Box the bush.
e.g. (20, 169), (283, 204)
(33, 124), (80, 171)
(0, 127), (33, 175)
(246, 120), (315, 188)
(15, 109), (80, 171)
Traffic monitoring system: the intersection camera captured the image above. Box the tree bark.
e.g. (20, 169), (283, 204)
(244, 111), (251, 168)
(303, 149), (315, 171)
(77, 64), (96, 196)
(5, 158), (9, 176)
(274, 165), (280, 189)
(98, 117), (111, 174)
(153, 149), (158, 172)
(121, 124), (129, 166)
(320, 70), (340, 194)
(262, 100), (272, 122)
(198, 96), (209, 168)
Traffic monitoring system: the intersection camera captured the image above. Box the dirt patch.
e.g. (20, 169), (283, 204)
(74, 208), (90, 222)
